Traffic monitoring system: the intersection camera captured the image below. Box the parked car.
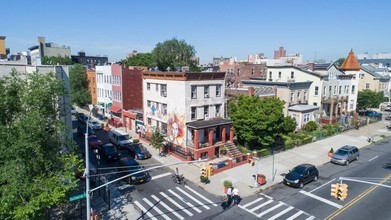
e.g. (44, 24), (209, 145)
(366, 110), (382, 118)
(108, 130), (132, 148)
(88, 135), (103, 149)
(330, 145), (360, 165)
(118, 157), (150, 184)
(124, 143), (152, 160)
(77, 124), (95, 137)
(385, 114), (391, 120)
(283, 164), (319, 189)
(385, 106), (391, 112)
(76, 113), (89, 124)
(97, 143), (120, 162)
(88, 120), (102, 130)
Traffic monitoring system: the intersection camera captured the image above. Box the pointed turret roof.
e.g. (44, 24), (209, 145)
(339, 49), (361, 71)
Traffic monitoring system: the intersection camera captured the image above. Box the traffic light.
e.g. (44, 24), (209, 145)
(200, 166), (208, 178)
(207, 165), (214, 176)
(338, 183), (348, 201)
(330, 183), (339, 198)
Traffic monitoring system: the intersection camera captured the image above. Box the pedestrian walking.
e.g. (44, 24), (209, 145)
(226, 186), (233, 206)
(232, 187), (240, 205)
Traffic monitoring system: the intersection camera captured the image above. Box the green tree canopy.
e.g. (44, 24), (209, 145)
(69, 64), (91, 107)
(357, 89), (388, 110)
(42, 55), (73, 65)
(152, 38), (198, 72)
(335, 58), (345, 67)
(149, 127), (166, 151)
(124, 52), (156, 69)
(228, 95), (294, 149)
(0, 69), (82, 219)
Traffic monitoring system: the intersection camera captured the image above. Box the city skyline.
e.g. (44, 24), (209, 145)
(2, 0), (391, 64)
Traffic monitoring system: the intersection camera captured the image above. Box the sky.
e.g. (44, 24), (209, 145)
(2, 0), (391, 64)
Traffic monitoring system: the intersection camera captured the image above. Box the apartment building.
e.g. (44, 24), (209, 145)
(142, 71), (234, 160)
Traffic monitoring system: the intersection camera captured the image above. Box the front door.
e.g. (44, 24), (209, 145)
(214, 147), (220, 158)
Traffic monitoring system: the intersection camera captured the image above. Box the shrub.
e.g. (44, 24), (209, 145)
(223, 180), (233, 188)
(200, 176), (209, 183)
(133, 139), (140, 143)
(304, 121), (318, 131)
(329, 147), (334, 153)
(257, 148), (271, 157)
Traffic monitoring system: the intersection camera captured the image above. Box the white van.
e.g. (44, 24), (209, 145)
(108, 130), (132, 148)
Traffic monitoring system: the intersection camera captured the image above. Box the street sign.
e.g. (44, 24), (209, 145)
(69, 192), (86, 202)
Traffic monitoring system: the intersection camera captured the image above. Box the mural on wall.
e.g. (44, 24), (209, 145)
(167, 111), (186, 147)
(147, 103), (168, 121)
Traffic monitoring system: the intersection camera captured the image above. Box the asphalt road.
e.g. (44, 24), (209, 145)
(251, 136), (391, 220)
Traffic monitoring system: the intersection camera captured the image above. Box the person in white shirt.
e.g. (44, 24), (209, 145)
(232, 187), (240, 205)
(226, 187), (233, 206)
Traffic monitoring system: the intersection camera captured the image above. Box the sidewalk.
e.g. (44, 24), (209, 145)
(76, 107), (391, 217)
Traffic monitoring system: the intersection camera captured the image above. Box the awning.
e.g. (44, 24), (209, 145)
(108, 106), (122, 113)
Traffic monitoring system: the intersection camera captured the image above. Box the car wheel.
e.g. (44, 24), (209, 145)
(299, 182), (304, 189)
(314, 175), (318, 182)
(356, 155), (359, 161)
(345, 160), (349, 166)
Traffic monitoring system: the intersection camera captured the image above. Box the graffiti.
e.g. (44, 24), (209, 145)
(167, 111), (185, 147)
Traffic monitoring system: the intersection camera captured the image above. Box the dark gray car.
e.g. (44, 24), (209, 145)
(330, 145), (360, 165)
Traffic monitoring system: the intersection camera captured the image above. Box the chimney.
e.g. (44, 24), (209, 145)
(248, 87), (255, 96)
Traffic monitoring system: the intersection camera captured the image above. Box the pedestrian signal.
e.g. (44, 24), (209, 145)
(200, 166), (208, 178)
(330, 183), (339, 198)
(207, 165), (214, 176)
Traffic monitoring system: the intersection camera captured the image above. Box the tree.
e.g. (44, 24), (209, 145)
(0, 69), (82, 219)
(149, 127), (166, 151)
(152, 38), (198, 72)
(42, 55), (73, 65)
(69, 64), (90, 107)
(123, 53), (156, 69)
(357, 89), (388, 110)
(228, 95), (291, 149)
(335, 58), (345, 67)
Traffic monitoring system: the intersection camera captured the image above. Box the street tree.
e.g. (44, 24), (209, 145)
(69, 64), (91, 107)
(152, 38), (199, 72)
(357, 89), (388, 110)
(228, 95), (295, 149)
(123, 52), (156, 69)
(42, 55), (73, 65)
(0, 69), (82, 220)
(149, 127), (166, 152)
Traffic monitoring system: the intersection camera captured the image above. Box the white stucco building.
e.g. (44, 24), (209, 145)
(96, 65), (113, 117)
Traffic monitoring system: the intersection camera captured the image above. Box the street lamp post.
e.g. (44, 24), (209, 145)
(85, 105), (94, 219)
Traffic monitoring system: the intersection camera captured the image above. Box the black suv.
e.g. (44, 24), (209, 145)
(77, 124), (95, 137)
(284, 164), (319, 188)
(118, 157), (150, 184)
(97, 143), (120, 162)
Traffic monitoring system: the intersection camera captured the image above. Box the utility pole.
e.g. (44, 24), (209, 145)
(85, 105), (94, 219)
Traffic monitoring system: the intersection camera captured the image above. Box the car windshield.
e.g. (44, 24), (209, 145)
(89, 136), (100, 142)
(290, 166), (306, 176)
(118, 135), (130, 141)
(104, 145), (117, 153)
(133, 144), (144, 152)
(91, 121), (99, 125)
(335, 149), (349, 156)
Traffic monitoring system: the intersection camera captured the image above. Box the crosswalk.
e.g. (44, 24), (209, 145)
(133, 185), (218, 220)
(238, 194), (315, 220)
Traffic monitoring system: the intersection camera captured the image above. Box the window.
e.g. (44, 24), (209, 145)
(147, 118), (151, 125)
(147, 83), (151, 90)
(251, 68), (254, 75)
(162, 104), (167, 115)
(304, 113), (310, 122)
(237, 69), (240, 76)
(291, 71), (294, 79)
(204, 85), (209, 98)
(290, 93), (294, 102)
(315, 86), (319, 96)
(204, 106), (209, 118)
(216, 85), (221, 97)
(304, 91), (307, 100)
(216, 104), (221, 117)
(156, 84), (159, 92)
(323, 86), (326, 96)
(366, 83), (370, 89)
(191, 107), (197, 120)
(339, 86), (342, 95)
(147, 100), (151, 108)
(297, 92), (301, 100)
(161, 123), (167, 134)
(351, 85), (355, 94)
(334, 86), (337, 94)
(161, 84), (167, 97)
(269, 71), (272, 79)
(278, 72), (282, 79)
(191, 85), (197, 99)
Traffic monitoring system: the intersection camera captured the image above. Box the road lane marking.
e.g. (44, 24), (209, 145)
(168, 189), (202, 213)
(305, 216), (316, 220)
(267, 206), (294, 220)
(286, 210), (303, 220)
(238, 197), (264, 209)
(134, 200), (158, 220)
(176, 187), (210, 210)
(184, 185), (218, 207)
(256, 201), (284, 217)
(325, 172), (391, 219)
(151, 195), (184, 220)
(160, 192), (193, 216)
(249, 199), (273, 212)
(310, 178), (336, 193)
(143, 198), (171, 220)
(368, 155), (378, 162)
(299, 190), (343, 209)
(151, 172), (171, 180)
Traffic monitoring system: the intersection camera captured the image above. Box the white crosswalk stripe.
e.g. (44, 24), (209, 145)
(133, 201), (158, 220)
(176, 187), (210, 210)
(238, 195), (315, 220)
(184, 185), (218, 207)
(160, 192), (193, 217)
(151, 195), (185, 220)
(143, 197), (171, 220)
(168, 189), (202, 213)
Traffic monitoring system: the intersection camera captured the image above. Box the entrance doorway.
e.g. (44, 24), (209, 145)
(214, 146), (220, 158)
